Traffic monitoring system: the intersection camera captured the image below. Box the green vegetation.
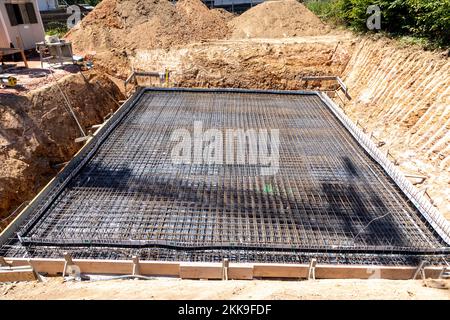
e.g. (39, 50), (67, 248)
(304, 0), (449, 47)
(304, 0), (340, 21)
(45, 22), (69, 38)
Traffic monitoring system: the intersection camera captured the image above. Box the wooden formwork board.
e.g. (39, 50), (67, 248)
(0, 268), (36, 282)
(2, 257), (444, 281)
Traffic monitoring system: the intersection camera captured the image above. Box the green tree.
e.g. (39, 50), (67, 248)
(311, 0), (450, 46)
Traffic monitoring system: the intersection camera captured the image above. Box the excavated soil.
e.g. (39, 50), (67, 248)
(0, 72), (123, 229)
(0, 0), (447, 230)
(228, 0), (330, 39)
(65, 0), (232, 77)
(1, 0), (449, 232)
(342, 37), (450, 218)
(130, 35), (354, 89)
(65, 0), (331, 78)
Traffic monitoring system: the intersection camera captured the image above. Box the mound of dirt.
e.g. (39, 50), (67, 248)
(66, 0), (331, 77)
(66, 0), (230, 77)
(0, 72), (123, 229)
(228, 0), (330, 39)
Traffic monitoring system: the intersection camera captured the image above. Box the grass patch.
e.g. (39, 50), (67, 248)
(304, 0), (342, 25)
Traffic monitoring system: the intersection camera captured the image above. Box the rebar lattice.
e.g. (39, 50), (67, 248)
(1, 90), (448, 265)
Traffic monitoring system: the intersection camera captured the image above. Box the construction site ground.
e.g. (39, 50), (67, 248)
(1, 277), (449, 300)
(0, 0), (449, 299)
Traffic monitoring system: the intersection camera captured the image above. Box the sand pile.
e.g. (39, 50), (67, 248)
(228, 0), (330, 39)
(70, 0), (231, 46)
(66, 0), (330, 77)
(66, 0), (230, 76)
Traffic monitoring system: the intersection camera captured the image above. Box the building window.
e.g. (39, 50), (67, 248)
(5, 3), (38, 26)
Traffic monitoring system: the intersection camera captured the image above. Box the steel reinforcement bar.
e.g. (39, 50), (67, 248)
(318, 92), (450, 246)
(0, 88), (449, 266)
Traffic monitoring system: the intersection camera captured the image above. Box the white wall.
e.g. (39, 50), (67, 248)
(0, 12), (10, 47)
(36, 0), (57, 12)
(0, 0), (46, 49)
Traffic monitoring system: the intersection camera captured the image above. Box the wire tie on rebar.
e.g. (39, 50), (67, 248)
(308, 258), (317, 280)
(222, 258), (229, 281)
(132, 256), (140, 276)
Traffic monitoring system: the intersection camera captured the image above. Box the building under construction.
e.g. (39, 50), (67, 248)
(1, 87), (449, 280)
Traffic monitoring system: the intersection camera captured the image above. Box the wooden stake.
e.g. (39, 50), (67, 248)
(15, 36), (28, 68)
(132, 256), (140, 276)
(27, 259), (40, 282)
(222, 258), (229, 281)
(308, 259), (317, 280)
(413, 261), (427, 280)
(63, 252), (74, 277)
(0, 256), (10, 267)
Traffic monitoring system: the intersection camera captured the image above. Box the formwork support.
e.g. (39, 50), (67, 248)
(132, 256), (140, 276)
(308, 259), (317, 280)
(0, 258), (445, 282)
(222, 258), (229, 280)
(62, 252), (75, 277)
(0, 256), (10, 267)
(0, 267), (36, 282)
(302, 76), (351, 100)
(124, 70), (168, 93)
(412, 261), (427, 280)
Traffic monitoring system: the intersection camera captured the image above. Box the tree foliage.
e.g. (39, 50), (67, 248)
(305, 0), (450, 46)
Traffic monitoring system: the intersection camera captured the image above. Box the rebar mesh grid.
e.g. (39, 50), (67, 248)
(1, 89), (448, 265)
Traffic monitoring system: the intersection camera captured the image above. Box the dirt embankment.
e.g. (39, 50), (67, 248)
(341, 37), (450, 217)
(0, 72), (123, 229)
(131, 35), (354, 89)
(2, 0), (447, 224)
(65, 0), (330, 79)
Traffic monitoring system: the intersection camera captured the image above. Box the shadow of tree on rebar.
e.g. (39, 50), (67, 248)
(26, 153), (438, 251)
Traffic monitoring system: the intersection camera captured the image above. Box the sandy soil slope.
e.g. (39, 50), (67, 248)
(130, 34), (355, 89)
(342, 37), (450, 218)
(0, 72), (123, 229)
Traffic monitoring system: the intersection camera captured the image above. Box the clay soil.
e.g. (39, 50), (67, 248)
(0, 71), (123, 229)
(65, 0), (233, 77)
